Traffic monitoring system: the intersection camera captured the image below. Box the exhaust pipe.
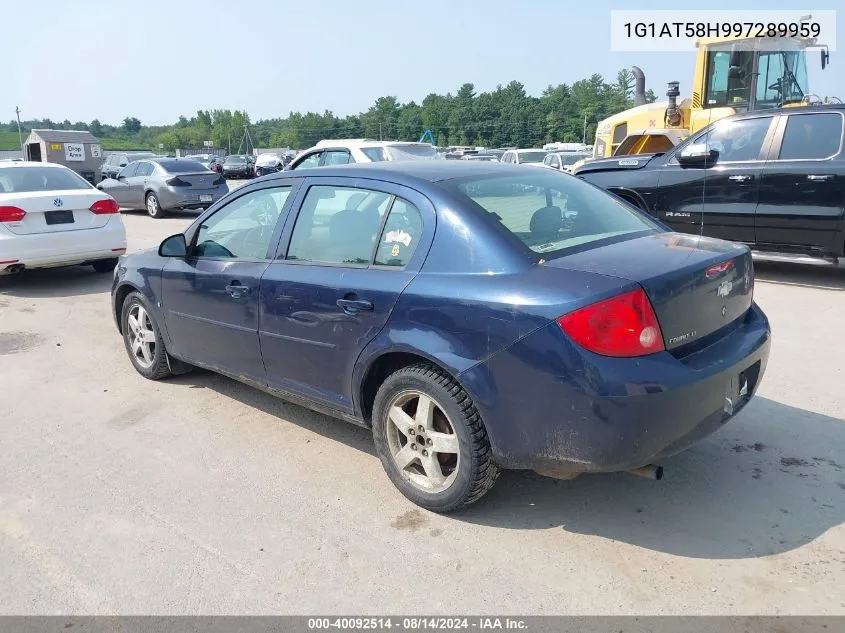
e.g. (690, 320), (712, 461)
(628, 464), (664, 480)
(665, 81), (682, 126)
(2, 263), (25, 275)
(631, 66), (647, 106)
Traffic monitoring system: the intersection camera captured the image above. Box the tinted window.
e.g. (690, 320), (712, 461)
(293, 152), (321, 169)
(286, 185), (391, 265)
(778, 113), (843, 160)
(224, 155), (247, 164)
(193, 187), (291, 259)
(374, 198), (423, 267)
(452, 171), (660, 258)
(697, 116), (772, 162)
(157, 159), (206, 173)
(0, 166), (92, 193)
(118, 162), (139, 178)
(135, 162), (155, 177)
(360, 147), (387, 162)
(516, 151), (547, 164)
(322, 150), (352, 165)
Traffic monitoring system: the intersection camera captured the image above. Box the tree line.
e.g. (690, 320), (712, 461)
(5, 69), (655, 152)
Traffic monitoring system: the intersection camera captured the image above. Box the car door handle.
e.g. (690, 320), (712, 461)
(336, 298), (373, 314)
(728, 175), (753, 182)
(807, 174), (833, 182)
(225, 282), (250, 299)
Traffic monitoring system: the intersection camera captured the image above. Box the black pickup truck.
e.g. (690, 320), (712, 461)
(573, 106), (845, 261)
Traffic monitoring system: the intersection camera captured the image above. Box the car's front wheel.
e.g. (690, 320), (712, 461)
(372, 364), (500, 512)
(146, 192), (166, 218)
(121, 292), (171, 380)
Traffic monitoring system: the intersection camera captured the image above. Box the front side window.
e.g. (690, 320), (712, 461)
(452, 171), (660, 258)
(286, 185), (391, 265)
(695, 116), (772, 162)
(705, 49), (755, 107)
(778, 113), (843, 160)
(322, 150), (352, 165)
(118, 162), (139, 179)
(192, 187), (292, 259)
(293, 152), (321, 169)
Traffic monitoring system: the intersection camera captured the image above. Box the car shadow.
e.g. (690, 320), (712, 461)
(455, 396), (845, 560)
(165, 369), (844, 560)
(0, 265), (114, 298)
(752, 256), (845, 291)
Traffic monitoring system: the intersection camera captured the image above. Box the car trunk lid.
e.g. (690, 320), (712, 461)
(544, 232), (754, 352)
(0, 190), (112, 235)
(166, 172), (224, 189)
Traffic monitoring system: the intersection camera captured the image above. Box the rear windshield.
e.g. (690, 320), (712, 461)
(360, 147), (387, 162)
(560, 153), (591, 165)
(0, 166), (92, 193)
(157, 159), (207, 173)
(451, 172), (661, 258)
(225, 155), (247, 164)
(385, 145), (438, 161)
(516, 151), (548, 163)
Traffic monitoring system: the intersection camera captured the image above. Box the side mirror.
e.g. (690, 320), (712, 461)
(117, 174), (126, 181)
(159, 233), (187, 257)
(119, 162), (127, 167)
(677, 143), (719, 167)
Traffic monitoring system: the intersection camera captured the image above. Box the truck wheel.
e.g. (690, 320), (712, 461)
(372, 363), (500, 513)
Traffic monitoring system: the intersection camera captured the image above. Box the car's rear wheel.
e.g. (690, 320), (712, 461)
(372, 363), (500, 512)
(146, 192), (166, 218)
(92, 258), (118, 273)
(121, 292), (171, 380)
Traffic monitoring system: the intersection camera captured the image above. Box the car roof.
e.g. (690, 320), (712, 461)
(270, 160), (541, 184)
(312, 139), (434, 150)
(0, 161), (68, 170)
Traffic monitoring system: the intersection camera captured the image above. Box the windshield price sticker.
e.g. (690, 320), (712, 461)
(610, 10), (837, 52)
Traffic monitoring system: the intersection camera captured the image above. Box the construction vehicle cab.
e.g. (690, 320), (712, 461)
(589, 30), (835, 162)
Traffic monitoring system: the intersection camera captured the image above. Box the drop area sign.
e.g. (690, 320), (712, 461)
(64, 143), (85, 162)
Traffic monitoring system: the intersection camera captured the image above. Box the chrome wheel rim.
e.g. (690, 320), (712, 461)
(146, 195), (158, 215)
(127, 304), (156, 369)
(386, 390), (460, 494)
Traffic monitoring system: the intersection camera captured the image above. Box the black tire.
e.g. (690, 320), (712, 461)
(120, 291), (171, 380)
(92, 258), (118, 273)
(145, 192), (166, 218)
(372, 363), (501, 513)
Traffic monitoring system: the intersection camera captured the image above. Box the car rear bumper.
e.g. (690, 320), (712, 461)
(0, 217), (127, 271)
(459, 303), (771, 474)
(156, 186), (229, 211)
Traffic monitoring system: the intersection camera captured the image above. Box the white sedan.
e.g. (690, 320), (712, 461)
(0, 162), (127, 275)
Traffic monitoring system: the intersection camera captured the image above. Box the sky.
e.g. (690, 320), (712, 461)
(3, 0), (843, 126)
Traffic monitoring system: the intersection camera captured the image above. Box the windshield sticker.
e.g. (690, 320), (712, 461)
(391, 244), (401, 257)
(384, 229), (412, 246)
(536, 243), (557, 252)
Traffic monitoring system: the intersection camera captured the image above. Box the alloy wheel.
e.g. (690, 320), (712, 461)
(127, 303), (157, 368)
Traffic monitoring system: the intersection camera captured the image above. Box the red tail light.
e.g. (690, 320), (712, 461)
(0, 206), (26, 222)
(557, 287), (665, 357)
(90, 198), (120, 215)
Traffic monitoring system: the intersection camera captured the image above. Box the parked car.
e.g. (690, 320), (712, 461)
(97, 157), (228, 218)
(98, 151), (156, 183)
(461, 154), (499, 161)
(500, 149), (549, 166)
(222, 154), (255, 179)
(542, 151), (592, 173)
(254, 153), (285, 176)
(0, 162), (126, 274)
(184, 154), (217, 171)
(572, 106), (845, 261)
(287, 140), (438, 170)
(111, 161), (770, 512)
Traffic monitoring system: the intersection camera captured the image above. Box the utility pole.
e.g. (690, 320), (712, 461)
(15, 106), (24, 159)
(379, 122), (382, 141)
(582, 113), (587, 145)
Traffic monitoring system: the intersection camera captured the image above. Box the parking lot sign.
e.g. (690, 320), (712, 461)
(64, 143), (85, 161)
(90, 144), (102, 158)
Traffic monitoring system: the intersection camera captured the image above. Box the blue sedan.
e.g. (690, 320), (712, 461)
(111, 162), (771, 512)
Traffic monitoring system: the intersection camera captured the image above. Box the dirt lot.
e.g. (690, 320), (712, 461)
(1, 202), (844, 614)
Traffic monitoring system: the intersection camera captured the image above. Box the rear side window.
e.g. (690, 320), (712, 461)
(453, 172), (660, 258)
(0, 166), (92, 193)
(374, 198), (423, 267)
(286, 185), (391, 265)
(135, 162), (154, 177)
(322, 151), (352, 165)
(778, 113), (843, 160)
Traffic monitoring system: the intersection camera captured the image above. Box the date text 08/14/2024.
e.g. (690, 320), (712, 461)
(307, 618), (528, 630)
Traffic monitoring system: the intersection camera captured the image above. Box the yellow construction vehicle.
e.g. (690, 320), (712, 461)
(587, 29), (836, 162)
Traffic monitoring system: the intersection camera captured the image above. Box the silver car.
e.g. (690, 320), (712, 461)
(97, 157), (229, 218)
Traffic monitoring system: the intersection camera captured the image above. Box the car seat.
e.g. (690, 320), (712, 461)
(529, 206), (563, 243)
